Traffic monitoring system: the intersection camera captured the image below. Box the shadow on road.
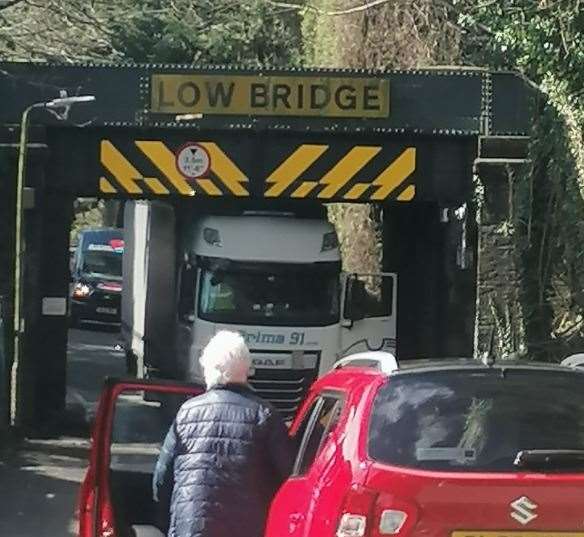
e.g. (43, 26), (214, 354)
(0, 438), (89, 537)
(65, 327), (126, 435)
(0, 329), (127, 537)
(74, 321), (121, 334)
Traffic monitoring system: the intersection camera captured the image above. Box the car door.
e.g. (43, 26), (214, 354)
(266, 390), (345, 537)
(78, 378), (204, 537)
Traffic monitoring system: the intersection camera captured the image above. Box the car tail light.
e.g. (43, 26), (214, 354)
(371, 495), (417, 537)
(337, 487), (416, 537)
(336, 486), (377, 537)
(337, 514), (368, 537)
(378, 510), (407, 534)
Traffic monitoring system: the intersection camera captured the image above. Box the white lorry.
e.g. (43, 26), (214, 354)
(122, 200), (396, 416)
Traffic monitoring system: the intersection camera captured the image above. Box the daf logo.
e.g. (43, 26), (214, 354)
(510, 496), (538, 525)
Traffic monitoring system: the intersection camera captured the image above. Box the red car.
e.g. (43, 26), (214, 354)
(78, 354), (584, 537)
(266, 353), (584, 537)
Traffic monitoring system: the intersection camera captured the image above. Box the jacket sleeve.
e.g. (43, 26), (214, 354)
(152, 421), (178, 502)
(265, 410), (296, 486)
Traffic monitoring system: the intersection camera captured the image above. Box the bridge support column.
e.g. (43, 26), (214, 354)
(32, 189), (73, 427)
(474, 165), (525, 359)
(0, 134), (50, 431)
(0, 143), (16, 429)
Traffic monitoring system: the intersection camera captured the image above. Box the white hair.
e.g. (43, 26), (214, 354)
(199, 330), (251, 389)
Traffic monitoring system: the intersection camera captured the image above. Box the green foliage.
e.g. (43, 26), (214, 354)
(460, 2), (583, 97)
(458, 1), (584, 357)
(70, 200), (105, 247)
(109, 0), (303, 66)
(0, 1), (302, 67)
(301, 0), (342, 67)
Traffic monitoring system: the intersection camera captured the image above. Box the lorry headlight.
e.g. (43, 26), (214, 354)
(203, 227), (222, 247)
(322, 231), (339, 251)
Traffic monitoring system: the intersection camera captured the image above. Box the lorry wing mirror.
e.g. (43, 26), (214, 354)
(345, 278), (366, 322)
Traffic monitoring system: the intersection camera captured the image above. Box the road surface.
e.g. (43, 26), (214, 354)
(66, 325), (126, 428)
(0, 326), (125, 537)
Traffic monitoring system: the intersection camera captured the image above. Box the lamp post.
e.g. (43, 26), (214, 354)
(10, 94), (95, 427)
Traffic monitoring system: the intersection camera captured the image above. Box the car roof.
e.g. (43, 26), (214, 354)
(394, 357), (584, 375)
(320, 357), (584, 388)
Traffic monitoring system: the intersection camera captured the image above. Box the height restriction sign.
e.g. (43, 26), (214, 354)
(175, 143), (211, 179)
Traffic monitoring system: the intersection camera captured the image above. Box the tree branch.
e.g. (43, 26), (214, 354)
(267, 0), (394, 17)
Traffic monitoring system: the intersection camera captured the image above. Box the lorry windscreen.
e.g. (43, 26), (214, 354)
(198, 262), (340, 327)
(82, 251), (123, 279)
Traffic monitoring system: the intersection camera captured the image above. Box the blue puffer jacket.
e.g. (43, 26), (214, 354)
(153, 384), (295, 537)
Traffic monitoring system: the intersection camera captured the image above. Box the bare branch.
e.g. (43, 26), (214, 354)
(267, 0), (394, 16)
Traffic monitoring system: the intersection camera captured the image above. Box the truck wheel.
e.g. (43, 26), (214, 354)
(125, 351), (138, 377)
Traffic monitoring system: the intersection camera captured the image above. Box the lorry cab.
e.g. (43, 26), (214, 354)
(78, 377), (204, 537)
(122, 202), (398, 418)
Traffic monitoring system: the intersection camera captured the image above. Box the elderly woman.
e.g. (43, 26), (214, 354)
(152, 330), (294, 537)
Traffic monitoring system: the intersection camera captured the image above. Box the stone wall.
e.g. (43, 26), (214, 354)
(474, 169), (525, 359)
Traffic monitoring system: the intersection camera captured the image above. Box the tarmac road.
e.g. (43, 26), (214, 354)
(0, 326), (126, 537)
(66, 325), (126, 428)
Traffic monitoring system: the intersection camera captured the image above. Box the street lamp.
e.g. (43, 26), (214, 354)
(10, 93), (95, 427)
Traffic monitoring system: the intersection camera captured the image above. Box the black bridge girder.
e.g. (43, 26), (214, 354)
(0, 62), (536, 136)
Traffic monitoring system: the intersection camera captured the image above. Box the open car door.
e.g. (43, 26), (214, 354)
(78, 377), (204, 537)
(341, 272), (397, 356)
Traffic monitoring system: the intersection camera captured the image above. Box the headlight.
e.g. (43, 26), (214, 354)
(73, 283), (92, 298)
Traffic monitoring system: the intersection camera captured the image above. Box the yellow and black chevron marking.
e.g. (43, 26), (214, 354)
(99, 140), (249, 197)
(265, 144), (416, 201)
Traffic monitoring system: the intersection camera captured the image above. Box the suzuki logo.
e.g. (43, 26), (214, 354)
(510, 496), (538, 525)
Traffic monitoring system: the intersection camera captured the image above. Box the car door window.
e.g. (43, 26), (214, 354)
(105, 383), (202, 532)
(293, 394), (344, 476)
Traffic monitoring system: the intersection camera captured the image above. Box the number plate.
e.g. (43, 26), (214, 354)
(453, 532), (584, 537)
(96, 307), (117, 315)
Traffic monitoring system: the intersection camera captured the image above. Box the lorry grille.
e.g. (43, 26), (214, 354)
(248, 351), (320, 419)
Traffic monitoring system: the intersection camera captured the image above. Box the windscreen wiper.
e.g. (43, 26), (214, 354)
(514, 449), (584, 470)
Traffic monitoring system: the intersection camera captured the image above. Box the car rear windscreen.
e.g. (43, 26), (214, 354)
(369, 368), (584, 472)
